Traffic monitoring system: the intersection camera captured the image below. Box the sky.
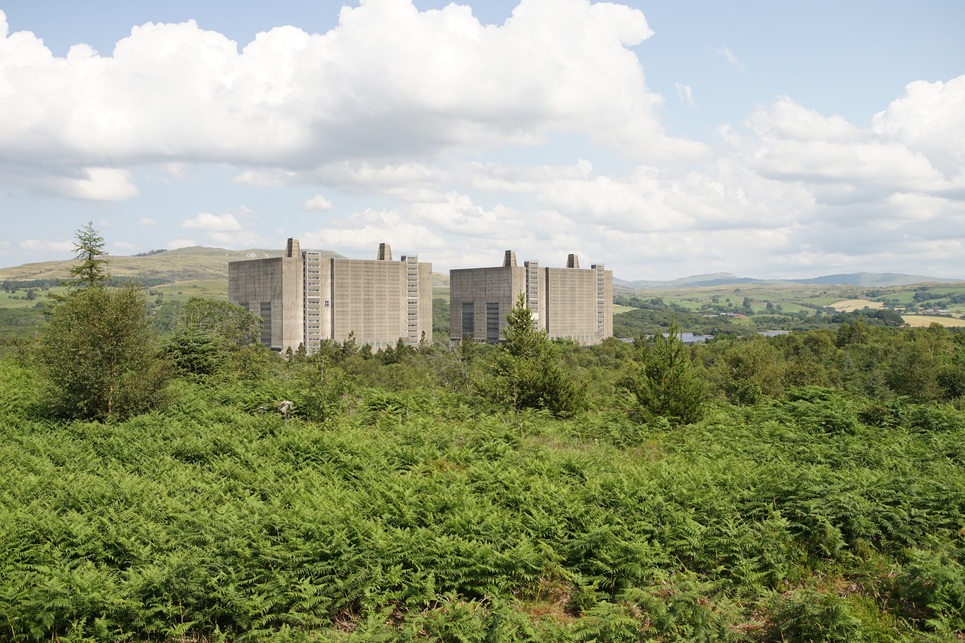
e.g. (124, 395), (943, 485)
(0, 0), (963, 281)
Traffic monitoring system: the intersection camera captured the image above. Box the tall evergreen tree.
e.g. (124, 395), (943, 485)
(70, 221), (110, 288)
(625, 320), (706, 424)
(489, 293), (585, 417)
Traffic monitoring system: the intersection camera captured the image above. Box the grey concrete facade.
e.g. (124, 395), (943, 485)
(450, 251), (613, 346)
(228, 238), (305, 353)
(229, 239), (432, 353)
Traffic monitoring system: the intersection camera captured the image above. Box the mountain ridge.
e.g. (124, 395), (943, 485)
(1, 247), (961, 288)
(616, 271), (963, 290)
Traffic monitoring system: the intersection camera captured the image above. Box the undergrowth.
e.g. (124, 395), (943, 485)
(2, 354), (965, 640)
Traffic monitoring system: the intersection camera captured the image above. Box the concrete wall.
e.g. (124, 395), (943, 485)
(326, 254), (437, 349)
(280, 239), (304, 352)
(449, 265), (525, 343)
(449, 253), (614, 346)
(330, 258), (401, 347)
(228, 257), (285, 349)
(230, 239), (431, 353)
(228, 243), (304, 352)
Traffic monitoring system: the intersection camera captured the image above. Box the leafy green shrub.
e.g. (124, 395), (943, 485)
(288, 363), (350, 423)
(716, 336), (785, 405)
(34, 284), (171, 421)
(573, 600), (644, 642)
(163, 327), (228, 377)
(619, 578), (735, 642)
(778, 387), (860, 435)
(0, 360), (38, 418)
(893, 546), (965, 633)
(763, 589), (869, 642)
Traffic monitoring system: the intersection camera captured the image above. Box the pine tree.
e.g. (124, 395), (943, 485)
(490, 293), (585, 417)
(625, 320), (706, 424)
(70, 221), (110, 287)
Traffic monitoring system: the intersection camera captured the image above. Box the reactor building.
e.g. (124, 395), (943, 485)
(449, 250), (613, 345)
(228, 238), (432, 353)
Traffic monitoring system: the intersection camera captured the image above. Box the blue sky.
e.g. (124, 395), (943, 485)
(0, 0), (963, 280)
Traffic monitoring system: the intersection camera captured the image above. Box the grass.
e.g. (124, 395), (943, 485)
(901, 315), (965, 328)
(831, 299), (885, 312)
(148, 279), (230, 302)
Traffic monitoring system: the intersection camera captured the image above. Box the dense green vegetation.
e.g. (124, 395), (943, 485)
(612, 293), (908, 339)
(3, 227), (965, 640)
(3, 289), (965, 639)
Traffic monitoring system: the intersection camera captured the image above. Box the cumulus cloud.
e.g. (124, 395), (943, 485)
(69, 167), (139, 201)
(0, 0), (703, 203)
(182, 212), (243, 232)
(741, 95), (959, 199)
(139, 217), (157, 226)
(1, 5), (962, 280)
(179, 211), (263, 247)
(301, 208), (447, 258)
(19, 239), (74, 255)
(871, 76), (965, 178)
(302, 195), (333, 211)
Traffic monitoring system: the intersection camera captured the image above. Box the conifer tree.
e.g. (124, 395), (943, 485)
(70, 220), (110, 287)
(490, 293), (585, 417)
(625, 320), (706, 424)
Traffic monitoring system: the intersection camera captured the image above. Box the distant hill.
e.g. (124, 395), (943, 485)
(616, 272), (963, 290)
(2, 250), (961, 290)
(0, 246), (344, 283)
(785, 273), (960, 287)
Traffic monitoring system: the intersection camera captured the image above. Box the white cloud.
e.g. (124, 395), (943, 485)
(19, 239), (74, 255)
(301, 208), (447, 257)
(0, 0), (702, 204)
(179, 210), (263, 247)
(302, 195), (333, 211)
(741, 96), (957, 198)
(181, 212), (243, 232)
(676, 83), (696, 106)
(871, 76), (965, 178)
(713, 46), (744, 70)
(58, 168), (139, 201)
(0, 6), (961, 281)
(139, 217), (157, 226)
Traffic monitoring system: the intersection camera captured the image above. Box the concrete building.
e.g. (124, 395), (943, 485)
(229, 239), (432, 353)
(449, 251), (613, 345)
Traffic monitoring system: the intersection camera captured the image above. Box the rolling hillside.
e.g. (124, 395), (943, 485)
(3, 248), (960, 290)
(0, 246), (347, 282)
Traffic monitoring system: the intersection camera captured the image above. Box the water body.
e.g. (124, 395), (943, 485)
(620, 330), (793, 344)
